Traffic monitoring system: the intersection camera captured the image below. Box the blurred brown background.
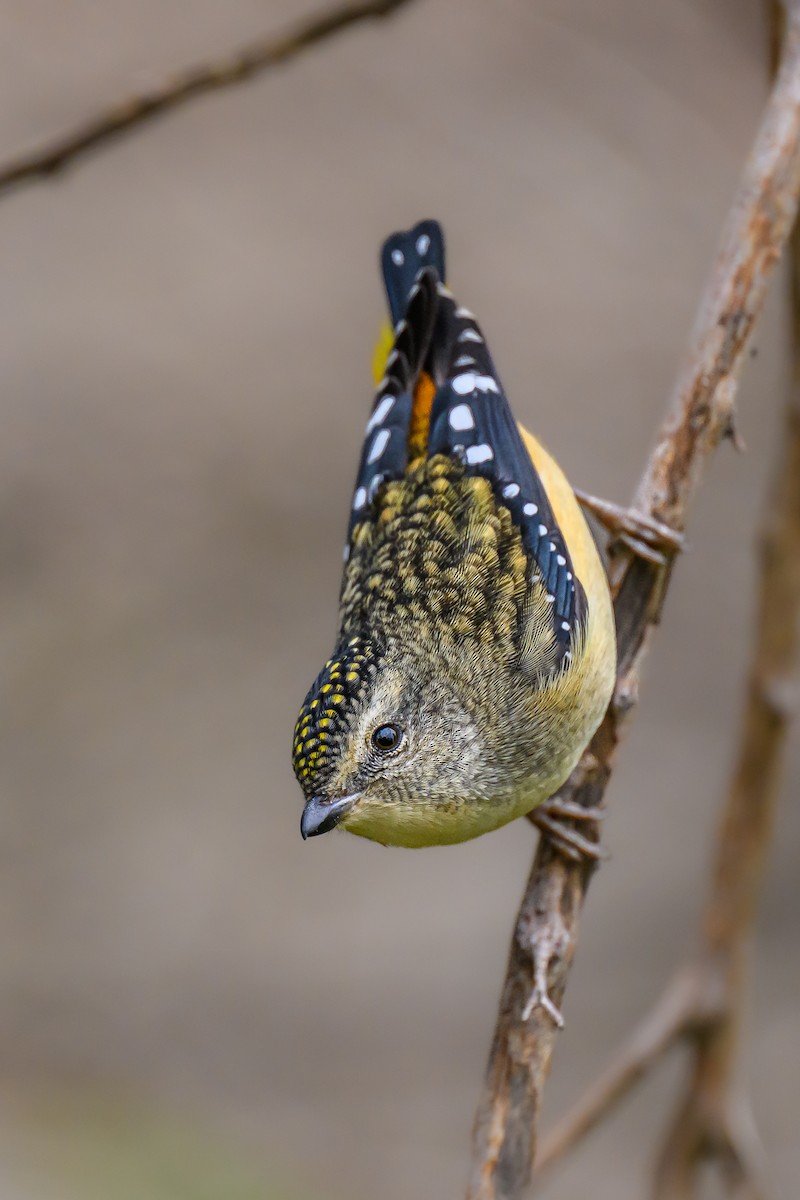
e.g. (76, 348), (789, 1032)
(0, 1), (797, 1197)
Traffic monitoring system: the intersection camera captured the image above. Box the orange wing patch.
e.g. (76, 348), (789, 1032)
(408, 371), (436, 461)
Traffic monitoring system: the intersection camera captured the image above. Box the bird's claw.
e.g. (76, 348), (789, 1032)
(530, 797), (609, 863)
(574, 488), (684, 566)
(522, 983), (565, 1028)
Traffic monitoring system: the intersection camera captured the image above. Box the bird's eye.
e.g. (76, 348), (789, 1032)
(371, 724), (402, 753)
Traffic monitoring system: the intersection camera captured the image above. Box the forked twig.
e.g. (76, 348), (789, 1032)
(467, 7), (800, 1198)
(0, 0), (414, 198)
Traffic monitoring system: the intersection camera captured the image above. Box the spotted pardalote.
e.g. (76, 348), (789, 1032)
(293, 220), (616, 848)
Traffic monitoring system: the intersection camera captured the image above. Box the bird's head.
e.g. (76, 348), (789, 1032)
(292, 634), (506, 847)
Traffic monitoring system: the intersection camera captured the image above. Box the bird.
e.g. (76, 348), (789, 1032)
(292, 219), (617, 849)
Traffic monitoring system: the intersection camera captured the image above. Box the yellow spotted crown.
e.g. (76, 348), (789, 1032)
(292, 636), (379, 794)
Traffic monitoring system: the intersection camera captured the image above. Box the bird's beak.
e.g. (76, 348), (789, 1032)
(300, 792), (360, 840)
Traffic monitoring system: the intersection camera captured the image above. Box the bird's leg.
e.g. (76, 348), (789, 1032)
(529, 796), (609, 864)
(574, 488), (684, 566)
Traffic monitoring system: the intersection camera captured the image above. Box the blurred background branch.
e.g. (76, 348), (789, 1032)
(467, 5), (800, 1198)
(0, 0), (415, 199)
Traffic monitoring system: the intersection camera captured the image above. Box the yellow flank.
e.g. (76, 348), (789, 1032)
(518, 422), (611, 633)
(512, 421), (617, 810)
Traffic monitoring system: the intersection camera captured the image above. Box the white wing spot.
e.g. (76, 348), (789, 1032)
(452, 373), (477, 395)
(557, 554), (566, 566)
(545, 593), (555, 603)
(343, 544), (350, 563)
(366, 394), (395, 433)
(391, 248), (404, 266)
(567, 571), (573, 580)
(455, 306), (474, 319)
(449, 403), (475, 431)
(561, 621), (570, 631)
(459, 328), (483, 343)
(503, 483), (520, 499)
(523, 502), (538, 516)
(549, 542), (557, 551)
(437, 283), (453, 298)
(353, 487), (367, 510)
(368, 428), (391, 463)
(466, 443), (494, 464)
(474, 374), (500, 394)
(454, 355), (475, 367)
(538, 524), (548, 536)
(416, 233), (431, 255)
(368, 473), (385, 501)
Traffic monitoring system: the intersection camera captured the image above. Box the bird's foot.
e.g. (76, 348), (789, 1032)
(529, 796), (609, 864)
(574, 488), (684, 566)
(521, 911), (571, 1029)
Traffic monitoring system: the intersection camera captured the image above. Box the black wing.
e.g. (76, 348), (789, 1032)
(427, 300), (586, 658)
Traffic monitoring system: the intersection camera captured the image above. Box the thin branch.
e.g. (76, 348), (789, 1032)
(0, 0), (415, 198)
(533, 6), (800, 1188)
(652, 30), (800, 1200)
(467, 9), (800, 1199)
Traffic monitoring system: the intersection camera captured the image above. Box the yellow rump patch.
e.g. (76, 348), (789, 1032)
(372, 322), (394, 385)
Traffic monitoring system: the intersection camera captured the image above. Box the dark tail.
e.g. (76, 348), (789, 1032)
(380, 220), (446, 325)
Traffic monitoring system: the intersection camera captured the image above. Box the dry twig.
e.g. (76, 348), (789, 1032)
(652, 51), (800, 1200)
(535, 8), (800, 1192)
(467, 8), (800, 1199)
(0, 0), (414, 198)
(537, 323), (800, 1181)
